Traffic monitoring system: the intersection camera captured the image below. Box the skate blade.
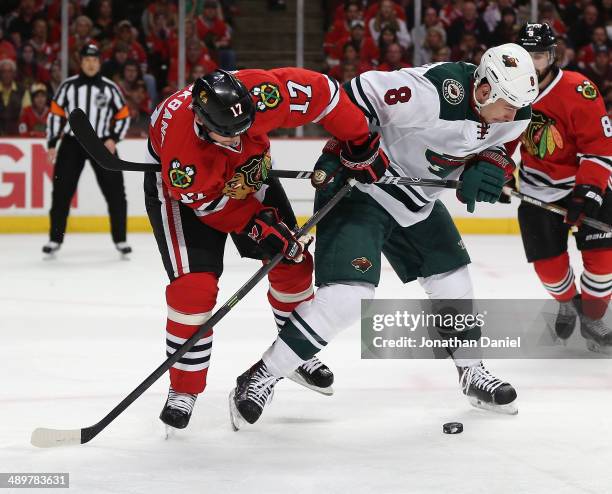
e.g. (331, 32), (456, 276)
(228, 389), (244, 431)
(287, 371), (334, 396)
(164, 425), (176, 440)
(119, 253), (131, 261)
(468, 396), (518, 415)
(585, 340), (612, 355)
(42, 253), (57, 261)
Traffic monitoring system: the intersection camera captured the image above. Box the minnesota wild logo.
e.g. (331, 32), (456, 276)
(222, 152), (271, 199)
(251, 83), (282, 112)
(576, 80), (597, 100)
(521, 110), (564, 159)
(168, 159), (196, 189)
(502, 55), (518, 67)
(351, 257), (372, 273)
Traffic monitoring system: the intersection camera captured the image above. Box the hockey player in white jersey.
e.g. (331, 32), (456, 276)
(229, 44), (539, 428)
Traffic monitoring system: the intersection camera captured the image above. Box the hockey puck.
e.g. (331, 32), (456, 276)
(443, 422), (463, 434)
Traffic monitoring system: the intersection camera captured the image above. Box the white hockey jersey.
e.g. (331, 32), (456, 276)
(345, 62), (532, 226)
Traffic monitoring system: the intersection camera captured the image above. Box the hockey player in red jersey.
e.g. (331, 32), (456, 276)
(144, 68), (388, 429)
(514, 24), (612, 352)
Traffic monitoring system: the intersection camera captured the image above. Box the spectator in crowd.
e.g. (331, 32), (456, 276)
(377, 42), (411, 71)
(411, 7), (444, 66)
(332, 19), (379, 68)
(414, 25), (446, 66)
(92, 0), (115, 51)
(18, 82), (48, 137)
(446, 1), (489, 47)
(144, 0), (178, 36)
(29, 18), (55, 70)
(490, 7), (518, 46)
(196, 0), (235, 70)
(377, 26), (400, 60)
(0, 58), (31, 136)
(555, 35), (580, 71)
(431, 45), (451, 63)
(568, 4), (602, 50)
(68, 15), (94, 74)
(329, 41), (371, 80)
(17, 42), (49, 87)
(110, 20), (147, 69)
(187, 63), (207, 83)
(167, 39), (217, 91)
(363, 0), (405, 26)
(339, 61), (357, 83)
(368, 0), (411, 50)
(324, 0), (363, 56)
(0, 26), (17, 62)
(125, 80), (149, 137)
(482, 0), (515, 33)
(578, 26), (610, 68)
(605, 86), (612, 117)
(146, 12), (173, 88)
(7, 0), (40, 44)
(584, 46), (612, 93)
(451, 31), (482, 62)
(539, 2), (567, 36)
(119, 59), (151, 113)
(102, 42), (129, 83)
(439, 0), (462, 29)
(47, 59), (62, 95)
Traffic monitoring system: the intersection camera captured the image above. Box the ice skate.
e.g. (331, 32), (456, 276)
(115, 242), (132, 260)
(553, 296), (579, 342)
(159, 387), (198, 431)
(579, 314), (612, 355)
(288, 356), (334, 395)
(458, 362), (518, 415)
(42, 241), (61, 259)
(229, 360), (281, 431)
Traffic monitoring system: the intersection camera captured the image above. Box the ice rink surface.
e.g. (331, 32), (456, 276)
(2, 233), (612, 494)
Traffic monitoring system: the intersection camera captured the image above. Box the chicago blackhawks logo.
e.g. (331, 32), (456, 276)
(168, 159), (196, 189)
(251, 83), (282, 112)
(442, 79), (464, 105)
(521, 110), (564, 159)
(576, 80), (597, 100)
(502, 55), (518, 67)
(351, 257), (373, 273)
(222, 152), (272, 199)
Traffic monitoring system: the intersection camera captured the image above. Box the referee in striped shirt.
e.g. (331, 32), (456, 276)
(44, 44), (132, 257)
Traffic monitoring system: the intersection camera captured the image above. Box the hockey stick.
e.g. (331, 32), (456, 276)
(68, 109), (460, 189)
(503, 186), (612, 233)
(30, 179), (356, 448)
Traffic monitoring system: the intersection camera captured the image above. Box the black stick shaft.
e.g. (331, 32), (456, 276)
(69, 110), (459, 190)
(504, 187), (612, 233)
(80, 180), (355, 443)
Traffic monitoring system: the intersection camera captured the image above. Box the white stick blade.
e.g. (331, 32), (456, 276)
(31, 428), (81, 448)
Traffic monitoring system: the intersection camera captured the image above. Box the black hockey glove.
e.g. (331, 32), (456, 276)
(339, 133), (390, 184)
(245, 207), (306, 262)
(565, 184), (604, 227)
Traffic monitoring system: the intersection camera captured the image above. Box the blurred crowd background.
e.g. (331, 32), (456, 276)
(0, 0), (610, 139)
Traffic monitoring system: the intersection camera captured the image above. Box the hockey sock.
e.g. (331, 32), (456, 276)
(418, 265), (480, 368)
(533, 252), (577, 301)
(263, 282), (375, 377)
(581, 249), (612, 319)
(267, 251), (314, 330)
(165, 273), (218, 394)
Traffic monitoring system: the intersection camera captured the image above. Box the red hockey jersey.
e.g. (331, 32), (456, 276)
(19, 106), (49, 137)
(148, 67), (370, 233)
(517, 69), (612, 202)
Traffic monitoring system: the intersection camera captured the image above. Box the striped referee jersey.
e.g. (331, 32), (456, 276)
(47, 72), (130, 148)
